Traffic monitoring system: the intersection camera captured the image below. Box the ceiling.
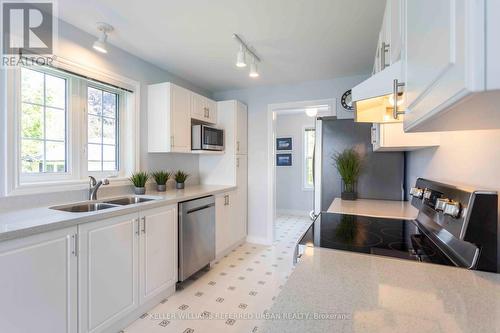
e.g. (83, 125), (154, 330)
(57, 0), (385, 92)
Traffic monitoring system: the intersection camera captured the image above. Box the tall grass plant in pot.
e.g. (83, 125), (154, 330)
(130, 171), (149, 195)
(332, 149), (363, 200)
(151, 170), (171, 192)
(174, 170), (189, 189)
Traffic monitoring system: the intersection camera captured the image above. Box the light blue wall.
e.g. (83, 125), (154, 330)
(213, 74), (368, 241)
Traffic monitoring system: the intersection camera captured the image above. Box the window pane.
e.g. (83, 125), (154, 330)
(87, 144), (102, 161)
(102, 92), (117, 118)
(88, 115), (102, 144)
(87, 87), (102, 115)
(88, 161), (102, 172)
(21, 139), (43, 173)
(102, 118), (116, 144)
(102, 145), (116, 161)
(304, 128), (315, 188)
(21, 68), (43, 104)
(103, 161), (116, 171)
(45, 141), (66, 173)
(45, 108), (65, 141)
(21, 103), (43, 139)
(45, 75), (66, 109)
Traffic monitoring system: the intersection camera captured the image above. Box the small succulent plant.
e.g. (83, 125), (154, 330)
(174, 170), (189, 183)
(151, 170), (171, 185)
(129, 171), (149, 188)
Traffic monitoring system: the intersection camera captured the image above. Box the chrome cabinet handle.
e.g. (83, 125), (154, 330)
(71, 234), (78, 257)
(392, 79), (405, 120)
(236, 141), (240, 152)
(135, 218), (140, 235)
(141, 216), (146, 234)
(236, 157), (240, 168)
(226, 195), (230, 206)
(381, 42), (390, 70)
(371, 126), (377, 144)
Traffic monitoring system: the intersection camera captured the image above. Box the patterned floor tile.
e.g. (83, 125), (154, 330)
(124, 214), (311, 333)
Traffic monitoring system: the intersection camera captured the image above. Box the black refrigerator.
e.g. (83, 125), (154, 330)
(313, 118), (405, 216)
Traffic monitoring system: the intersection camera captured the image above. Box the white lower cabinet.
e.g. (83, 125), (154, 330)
(139, 205), (177, 305)
(78, 205), (178, 333)
(0, 227), (78, 333)
(216, 190), (244, 256)
(78, 213), (139, 333)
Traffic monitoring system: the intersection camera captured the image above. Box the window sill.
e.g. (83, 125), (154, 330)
(7, 177), (132, 197)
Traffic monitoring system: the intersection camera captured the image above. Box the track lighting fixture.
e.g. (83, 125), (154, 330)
(93, 22), (113, 54)
(233, 33), (261, 78)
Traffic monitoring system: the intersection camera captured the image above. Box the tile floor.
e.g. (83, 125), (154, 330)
(124, 214), (312, 333)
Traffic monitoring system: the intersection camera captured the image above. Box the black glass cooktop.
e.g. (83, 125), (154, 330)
(298, 212), (454, 266)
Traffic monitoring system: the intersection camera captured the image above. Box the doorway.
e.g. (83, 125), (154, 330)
(267, 99), (335, 243)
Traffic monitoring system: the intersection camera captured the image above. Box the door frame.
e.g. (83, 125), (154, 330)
(266, 98), (336, 243)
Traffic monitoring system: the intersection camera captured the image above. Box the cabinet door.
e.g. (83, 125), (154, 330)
(235, 155), (248, 240)
(191, 93), (205, 122)
(78, 214), (139, 333)
(404, 0), (477, 130)
(215, 193), (230, 255)
(139, 205), (177, 305)
(235, 102), (248, 154)
(206, 99), (218, 124)
(389, 0), (401, 63)
(0, 227), (77, 333)
(171, 84), (191, 152)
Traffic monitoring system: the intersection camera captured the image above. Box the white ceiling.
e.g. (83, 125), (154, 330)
(57, 0), (385, 92)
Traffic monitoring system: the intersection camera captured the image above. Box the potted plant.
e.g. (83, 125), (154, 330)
(129, 171), (149, 195)
(151, 170), (171, 192)
(174, 170), (189, 189)
(332, 148), (363, 200)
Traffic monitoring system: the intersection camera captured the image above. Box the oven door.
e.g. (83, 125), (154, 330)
(202, 126), (224, 151)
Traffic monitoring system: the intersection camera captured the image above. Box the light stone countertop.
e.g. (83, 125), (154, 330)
(328, 198), (419, 220)
(261, 247), (500, 333)
(0, 184), (235, 242)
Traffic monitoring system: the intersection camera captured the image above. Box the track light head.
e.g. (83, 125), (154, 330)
(249, 60), (259, 78)
(236, 44), (247, 67)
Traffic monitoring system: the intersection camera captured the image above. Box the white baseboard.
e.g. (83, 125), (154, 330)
(212, 237), (246, 262)
(276, 209), (310, 217)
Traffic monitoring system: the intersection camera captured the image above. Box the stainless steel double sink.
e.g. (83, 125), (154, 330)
(50, 196), (157, 213)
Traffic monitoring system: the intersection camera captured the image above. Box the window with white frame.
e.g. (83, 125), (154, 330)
(303, 127), (315, 189)
(13, 64), (134, 189)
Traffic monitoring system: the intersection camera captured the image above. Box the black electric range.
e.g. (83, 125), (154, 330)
(297, 213), (454, 266)
(297, 178), (499, 273)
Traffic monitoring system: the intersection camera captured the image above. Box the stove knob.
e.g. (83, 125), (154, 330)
(444, 201), (461, 218)
(423, 189), (433, 199)
(435, 198), (450, 211)
(410, 187), (424, 199)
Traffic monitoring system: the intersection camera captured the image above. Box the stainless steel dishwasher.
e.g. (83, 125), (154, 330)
(178, 196), (216, 281)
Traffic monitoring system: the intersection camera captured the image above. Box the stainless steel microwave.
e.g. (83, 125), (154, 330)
(191, 125), (224, 151)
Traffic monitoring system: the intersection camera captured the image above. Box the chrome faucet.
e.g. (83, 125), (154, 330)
(89, 176), (110, 200)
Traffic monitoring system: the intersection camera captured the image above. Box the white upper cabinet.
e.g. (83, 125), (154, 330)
(191, 93), (217, 125)
(371, 122), (440, 152)
(373, 0), (401, 74)
(148, 82), (191, 153)
(0, 227), (78, 333)
(403, 0), (500, 132)
(148, 82), (218, 153)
